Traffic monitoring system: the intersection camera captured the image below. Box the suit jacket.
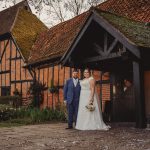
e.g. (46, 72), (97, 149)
(63, 78), (81, 104)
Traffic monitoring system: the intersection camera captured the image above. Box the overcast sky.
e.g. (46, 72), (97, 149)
(0, 0), (105, 27)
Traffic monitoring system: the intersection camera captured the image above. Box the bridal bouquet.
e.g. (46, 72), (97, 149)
(85, 99), (95, 111)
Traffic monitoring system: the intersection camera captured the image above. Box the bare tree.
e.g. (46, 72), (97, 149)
(28, 0), (43, 17)
(64, 0), (86, 16)
(0, 0), (106, 27)
(45, 0), (65, 22)
(87, 0), (105, 6)
(44, 0), (105, 24)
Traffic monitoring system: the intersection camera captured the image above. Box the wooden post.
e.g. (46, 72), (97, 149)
(5, 40), (6, 87)
(10, 40), (12, 96)
(58, 65), (60, 102)
(15, 48), (17, 89)
(52, 65), (54, 109)
(100, 71), (103, 110)
(20, 56), (22, 96)
(133, 61), (146, 128)
(43, 68), (44, 84)
(110, 72), (115, 122)
(63, 67), (65, 85)
(47, 67), (49, 107)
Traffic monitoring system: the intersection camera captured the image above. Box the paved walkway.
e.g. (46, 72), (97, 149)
(0, 123), (150, 150)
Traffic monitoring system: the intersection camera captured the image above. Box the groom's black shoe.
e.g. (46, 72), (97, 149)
(65, 126), (73, 129)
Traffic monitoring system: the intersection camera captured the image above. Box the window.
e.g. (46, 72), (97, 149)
(1, 86), (10, 96)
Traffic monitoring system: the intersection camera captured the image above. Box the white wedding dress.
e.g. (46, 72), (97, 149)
(75, 76), (110, 130)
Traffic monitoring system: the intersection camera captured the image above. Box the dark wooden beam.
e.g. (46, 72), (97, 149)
(11, 80), (33, 83)
(0, 46), (2, 86)
(61, 14), (93, 65)
(43, 68), (44, 84)
(107, 39), (118, 54)
(93, 43), (104, 56)
(0, 41), (1, 58)
(47, 67), (49, 106)
(5, 40), (7, 86)
(0, 70), (10, 74)
(0, 40), (9, 61)
(110, 72), (115, 122)
(58, 65), (60, 102)
(104, 32), (108, 53)
(15, 47), (17, 89)
(52, 65), (54, 109)
(63, 67), (65, 85)
(10, 56), (22, 60)
(0, 33), (10, 41)
(20, 58), (22, 95)
(100, 71), (103, 110)
(10, 40), (12, 90)
(81, 51), (125, 63)
(11, 36), (26, 62)
(26, 57), (60, 69)
(133, 61), (146, 128)
(93, 13), (141, 59)
(28, 67), (34, 79)
(38, 69), (40, 82)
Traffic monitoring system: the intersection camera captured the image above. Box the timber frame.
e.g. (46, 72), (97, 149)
(0, 33), (33, 104)
(61, 10), (141, 65)
(61, 10), (149, 128)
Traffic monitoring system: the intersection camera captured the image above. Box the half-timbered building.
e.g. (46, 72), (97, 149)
(0, 0), (149, 128)
(0, 0), (47, 105)
(61, 8), (150, 128)
(27, 0), (150, 128)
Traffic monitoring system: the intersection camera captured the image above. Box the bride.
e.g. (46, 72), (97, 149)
(75, 69), (110, 130)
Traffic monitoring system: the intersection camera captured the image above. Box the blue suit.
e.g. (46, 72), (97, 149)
(64, 78), (81, 127)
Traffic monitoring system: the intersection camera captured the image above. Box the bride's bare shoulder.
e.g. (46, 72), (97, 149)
(89, 76), (94, 80)
(89, 76), (95, 82)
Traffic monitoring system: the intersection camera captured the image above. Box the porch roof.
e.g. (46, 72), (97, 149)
(28, 0), (150, 66)
(98, 0), (150, 23)
(95, 9), (150, 48)
(29, 9), (150, 66)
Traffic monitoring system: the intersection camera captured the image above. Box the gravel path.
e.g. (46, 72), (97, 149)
(0, 123), (150, 150)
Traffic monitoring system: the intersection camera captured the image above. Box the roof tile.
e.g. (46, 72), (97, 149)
(29, 0), (150, 64)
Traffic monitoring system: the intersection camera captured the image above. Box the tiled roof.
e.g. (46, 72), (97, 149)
(29, 11), (90, 64)
(0, 0), (29, 36)
(95, 8), (150, 48)
(29, 0), (150, 64)
(0, 0), (48, 60)
(98, 0), (150, 23)
(12, 9), (48, 60)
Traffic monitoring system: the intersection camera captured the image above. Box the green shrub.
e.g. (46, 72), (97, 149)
(0, 104), (67, 123)
(0, 96), (21, 107)
(28, 80), (47, 107)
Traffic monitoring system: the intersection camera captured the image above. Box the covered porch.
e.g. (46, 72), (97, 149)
(61, 9), (150, 128)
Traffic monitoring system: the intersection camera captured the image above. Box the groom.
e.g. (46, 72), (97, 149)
(63, 69), (81, 129)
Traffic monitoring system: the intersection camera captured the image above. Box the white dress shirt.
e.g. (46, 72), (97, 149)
(73, 78), (78, 87)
